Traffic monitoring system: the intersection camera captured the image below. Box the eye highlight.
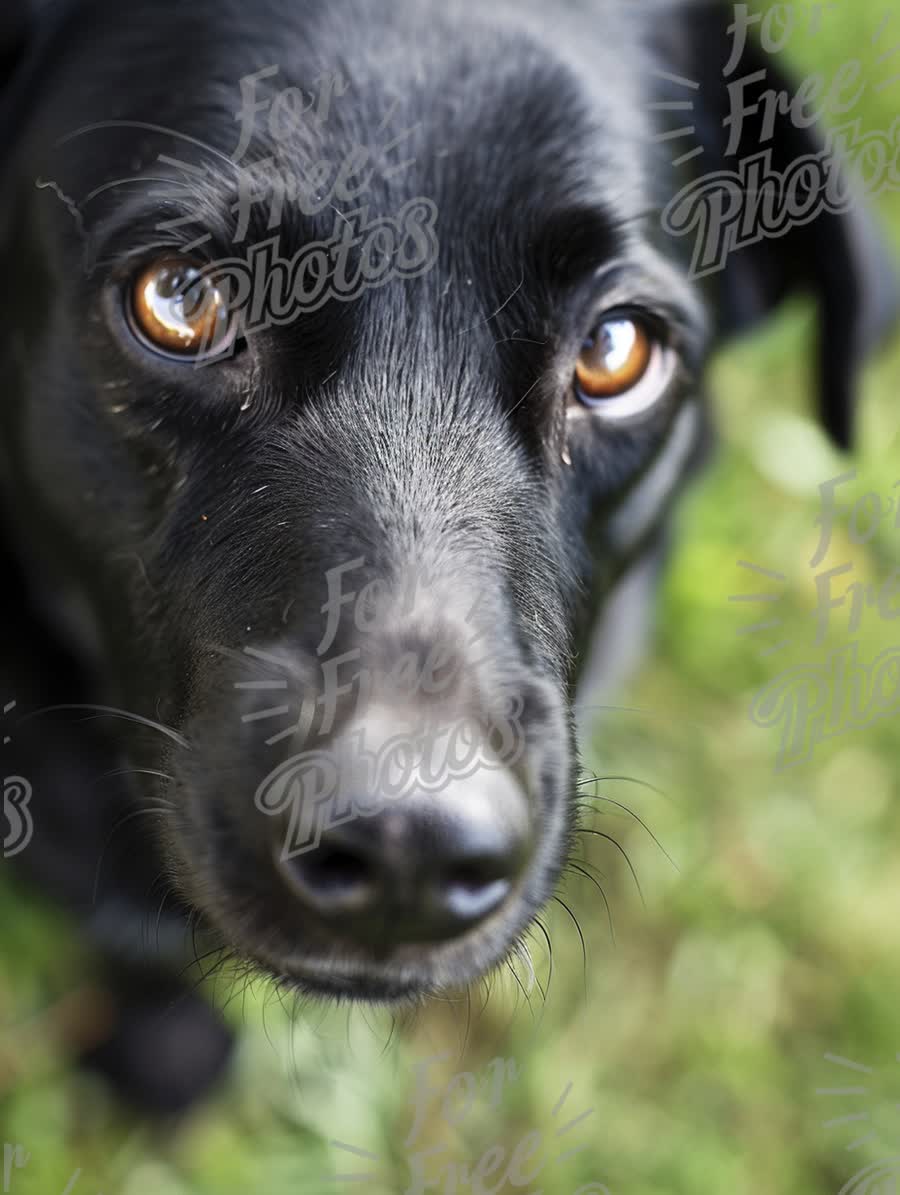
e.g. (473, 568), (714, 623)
(572, 312), (674, 419)
(575, 316), (651, 398)
(128, 258), (235, 359)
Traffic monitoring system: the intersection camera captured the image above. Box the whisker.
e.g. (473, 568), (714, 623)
(567, 862), (615, 944)
(91, 807), (175, 905)
(81, 174), (192, 204)
(576, 700), (708, 733)
(512, 937), (540, 1000)
(573, 826), (646, 907)
(24, 703), (189, 749)
(531, 916), (554, 1002)
(92, 766), (176, 787)
(552, 895), (588, 1000)
(55, 120), (243, 176)
(576, 772), (675, 804)
(579, 795), (679, 871)
(152, 883), (173, 956)
(504, 957), (534, 1018)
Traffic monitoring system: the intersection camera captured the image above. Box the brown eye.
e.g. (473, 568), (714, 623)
(575, 315), (653, 401)
(129, 258), (235, 358)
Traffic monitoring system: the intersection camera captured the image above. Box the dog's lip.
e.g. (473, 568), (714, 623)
(272, 965), (427, 1004)
(232, 888), (533, 1003)
(191, 846), (553, 1001)
(244, 938), (451, 1003)
(162, 791), (522, 998)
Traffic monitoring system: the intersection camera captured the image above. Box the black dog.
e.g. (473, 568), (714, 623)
(0, 0), (894, 1111)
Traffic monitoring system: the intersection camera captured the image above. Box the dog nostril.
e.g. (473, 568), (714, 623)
(441, 858), (513, 922)
(278, 844), (379, 914)
(447, 861), (491, 889)
(306, 846), (371, 891)
(266, 705), (534, 945)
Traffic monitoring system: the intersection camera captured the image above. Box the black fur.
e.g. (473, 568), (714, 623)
(0, 0), (893, 1111)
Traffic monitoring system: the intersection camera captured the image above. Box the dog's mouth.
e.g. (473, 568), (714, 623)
(158, 823), (527, 1005)
(159, 671), (572, 1002)
(165, 778), (567, 1004)
(212, 891), (543, 1006)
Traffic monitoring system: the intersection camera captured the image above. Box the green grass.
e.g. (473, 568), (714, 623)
(3, 3), (900, 1192)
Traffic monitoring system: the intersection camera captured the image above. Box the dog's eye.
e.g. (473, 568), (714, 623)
(573, 313), (672, 418)
(128, 258), (235, 359)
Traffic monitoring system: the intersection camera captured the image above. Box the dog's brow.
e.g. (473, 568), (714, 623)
(89, 186), (253, 266)
(535, 206), (625, 287)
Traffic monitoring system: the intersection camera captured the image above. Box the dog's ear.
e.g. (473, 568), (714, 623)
(653, 2), (899, 449)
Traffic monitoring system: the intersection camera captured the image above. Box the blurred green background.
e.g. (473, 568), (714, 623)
(3, 2), (900, 1192)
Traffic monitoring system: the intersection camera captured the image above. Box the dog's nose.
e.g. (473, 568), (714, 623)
(267, 706), (532, 947)
(277, 775), (528, 943)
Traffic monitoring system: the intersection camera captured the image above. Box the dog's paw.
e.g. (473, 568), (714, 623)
(81, 978), (234, 1116)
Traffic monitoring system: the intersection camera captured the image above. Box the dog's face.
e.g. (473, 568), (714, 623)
(0, 0), (889, 1001)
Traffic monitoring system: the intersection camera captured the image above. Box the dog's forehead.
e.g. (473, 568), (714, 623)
(239, 54), (646, 261)
(247, 0), (650, 192)
(32, 0), (653, 253)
